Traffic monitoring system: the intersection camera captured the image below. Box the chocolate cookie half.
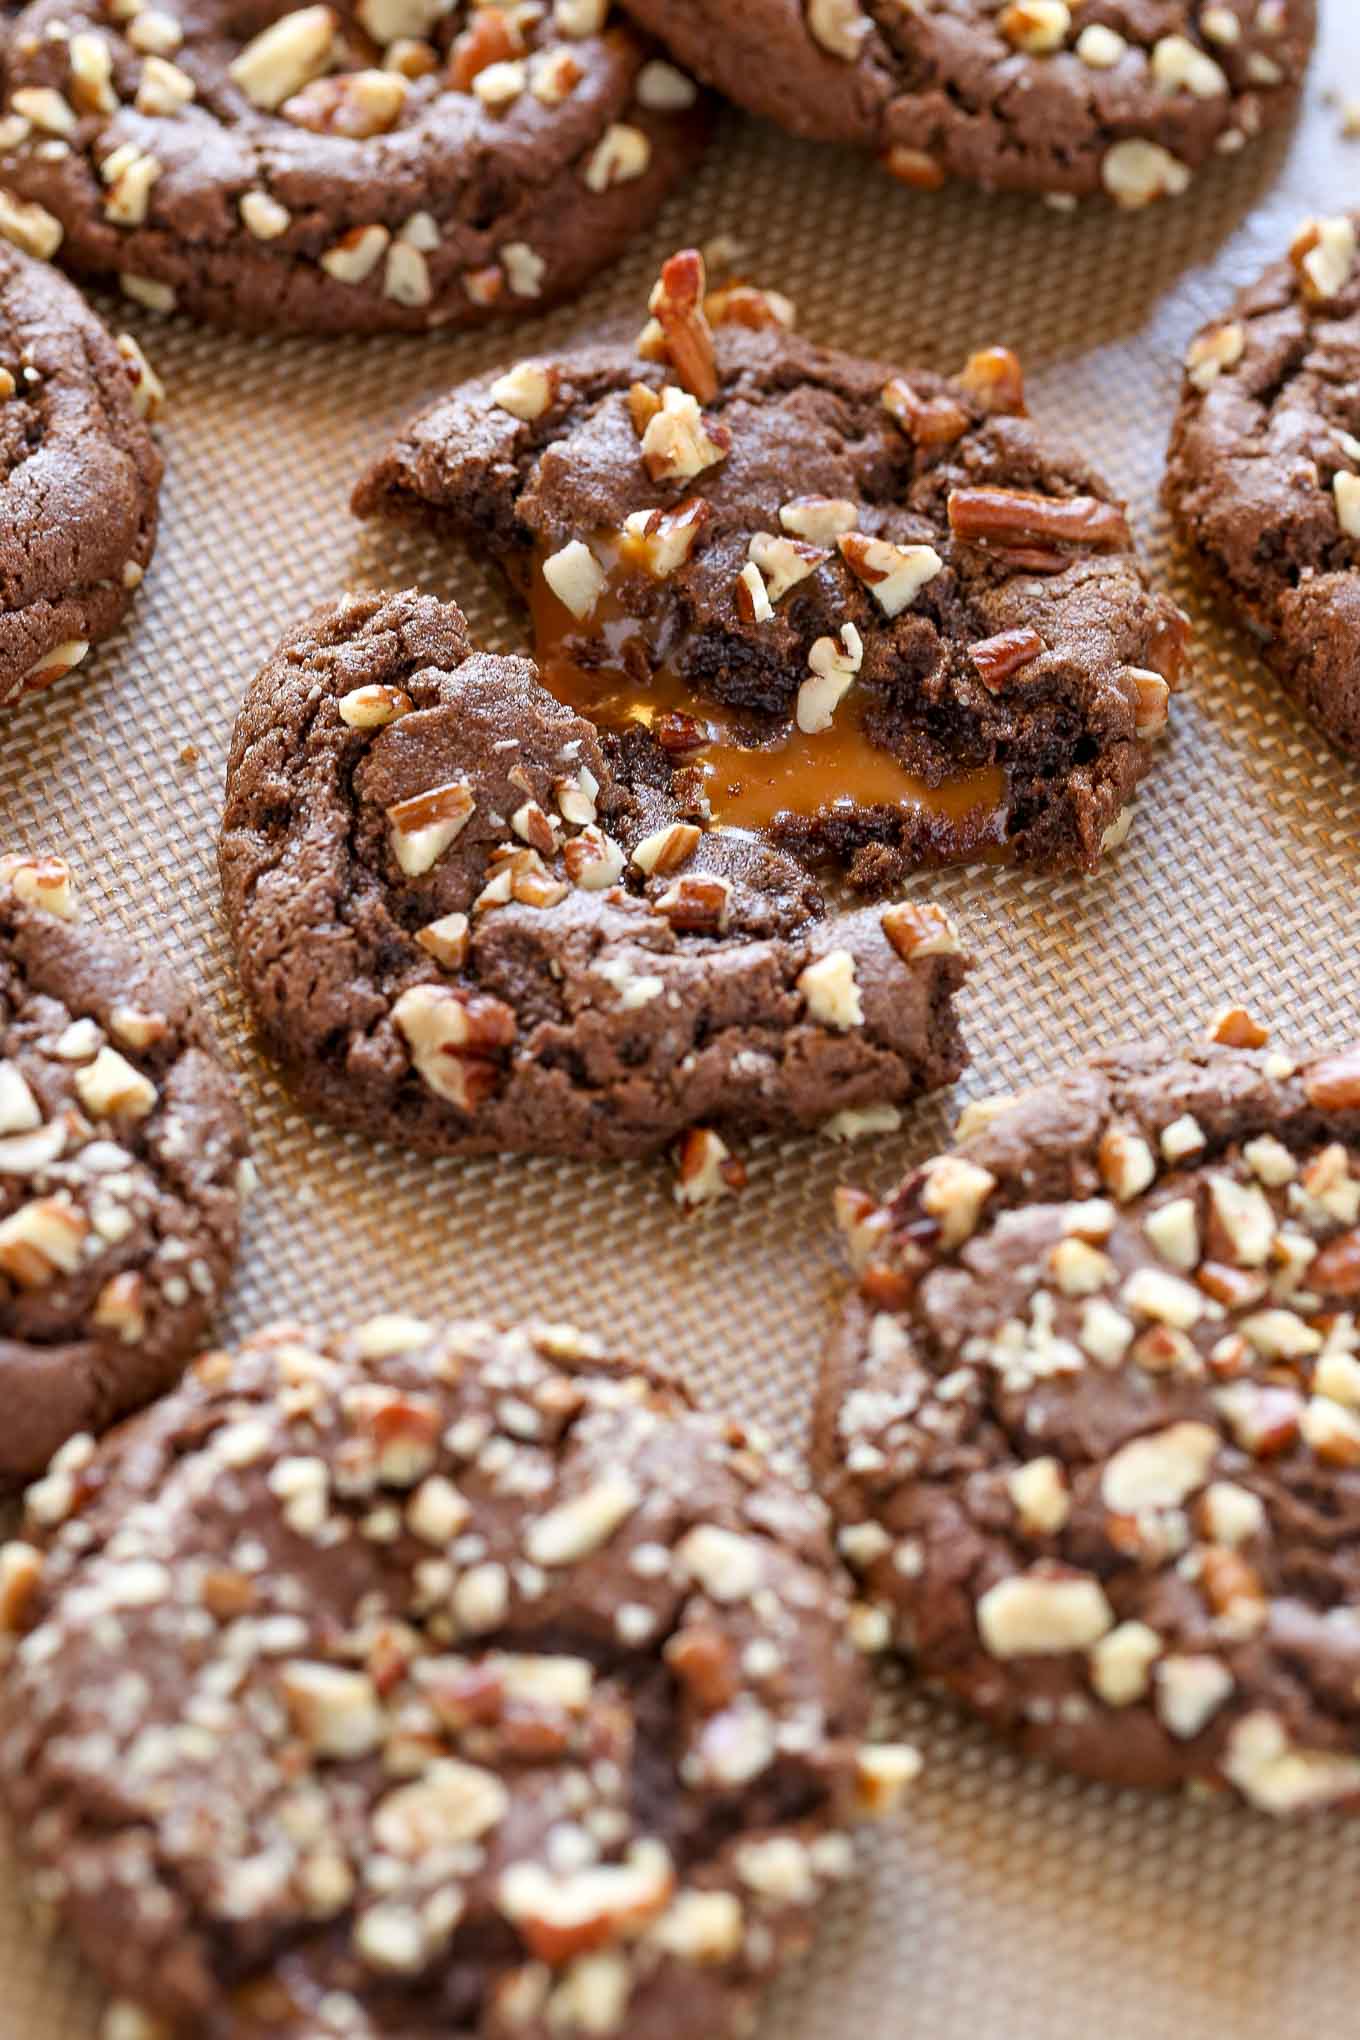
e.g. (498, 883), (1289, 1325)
(218, 589), (969, 1176)
(1166, 211), (1360, 757)
(816, 1022), (1360, 1813)
(0, 238), (161, 708)
(616, 0), (1314, 204)
(0, 1314), (917, 2039)
(355, 252), (1186, 891)
(0, 851), (249, 1485)
(0, 0), (707, 333)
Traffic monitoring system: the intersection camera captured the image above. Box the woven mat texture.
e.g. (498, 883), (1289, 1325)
(3, 6), (1360, 2032)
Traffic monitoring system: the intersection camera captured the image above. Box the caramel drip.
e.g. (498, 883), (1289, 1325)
(529, 549), (1007, 842)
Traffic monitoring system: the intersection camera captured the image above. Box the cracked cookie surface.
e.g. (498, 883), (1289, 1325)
(355, 264), (1186, 889)
(616, 0), (1314, 203)
(0, 0), (707, 333)
(0, 1314), (911, 2039)
(1165, 209), (1360, 757)
(0, 851), (248, 1485)
(217, 589), (969, 1169)
(815, 1028), (1360, 1812)
(0, 238), (161, 707)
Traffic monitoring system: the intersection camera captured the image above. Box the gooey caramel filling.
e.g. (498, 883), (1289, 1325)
(528, 544), (1008, 846)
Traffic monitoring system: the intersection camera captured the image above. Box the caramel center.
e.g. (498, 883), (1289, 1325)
(529, 547), (1007, 845)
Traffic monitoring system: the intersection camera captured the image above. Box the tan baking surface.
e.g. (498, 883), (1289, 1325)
(4, 7), (1360, 2031)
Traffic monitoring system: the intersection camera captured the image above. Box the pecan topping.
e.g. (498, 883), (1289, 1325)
(391, 983), (517, 1113)
(654, 874), (731, 934)
(881, 375), (968, 446)
(1305, 1048), (1360, 1112)
(627, 381), (662, 436)
(282, 68), (406, 136)
(881, 901), (962, 962)
(1130, 669), (1170, 738)
(1197, 1263), (1269, 1310)
(619, 496), (712, 578)
(665, 1626), (740, 1709)
(449, 4), (521, 89)
(704, 282), (794, 332)
(653, 710), (708, 756)
(881, 144), (947, 190)
(969, 627), (1045, 690)
(1205, 1004), (1269, 1050)
(947, 487), (1131, 561)
(1310, 1229), (1360, 1296)
(675, 1126), (746, 1204)
(957, 346), (1026, 415)
(648, 248), (718, 405)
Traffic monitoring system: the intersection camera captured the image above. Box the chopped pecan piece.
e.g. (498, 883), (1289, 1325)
(704, 281), (794, 331)
(948, 486), (1131, 556)
(1310, 1229), (1360, 1296)
(632, 823), (701, 876)
(675, 1126), (746, 1205)
(448, 5), (521, 90)
(1130, 669), (1170, 738)
(859, 1259), (922, 1311)
(881, 901), (962, 961)
(969, 627), (1045, 690)
(1, 1542), (48, 1640)
(882, 374), (968, 446)
(654, 873), (731, 934)
(1305, 1048), (1360, 1112)
(957, 346), (1026, 414)
(1199, 1548), (1266, 1624)
(627, 381), (662, 435)
(1206, 1003), (1270, 1049)
(619, 496), (711, 578)
(665, 1625), (740, 1709)
(648, 248), (718, 404)
(1197, 1262), (1269, 1310)
(881, 144), (946, 190)
(282, 67), (406, 135)
(653, 710), (708, 756)
(392, 983), (516, 1113)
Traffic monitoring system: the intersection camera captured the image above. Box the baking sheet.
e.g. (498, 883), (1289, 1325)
(3, 5), (1360, 2031)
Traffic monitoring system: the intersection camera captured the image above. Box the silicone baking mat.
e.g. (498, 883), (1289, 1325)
(3, 6), (1360, 2032)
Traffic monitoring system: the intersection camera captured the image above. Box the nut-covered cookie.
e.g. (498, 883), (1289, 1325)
(615, 0), (1314, 204)
(0, 238), (161, 707)
(217, 588), (970, 1174)
(354, 253), (1187, 890)
(0, 1314), (917, 2038)
(1166, 210), (1360, 757)
(816, 1025), (1360, 1813)
(0, 850), (249, 1485)
(0, 0), (707, 334)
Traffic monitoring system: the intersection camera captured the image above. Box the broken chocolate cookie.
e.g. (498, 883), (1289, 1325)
(355, 252), (1187, 891)
(217, 589), (969, 1175)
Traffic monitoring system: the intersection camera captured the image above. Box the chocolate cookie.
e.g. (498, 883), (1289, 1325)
(0, 850), (249, 1485)
(815, 1021), (1360, 1813)
(0, 1314), (917, 2038)
(615, 0), (1314, 203)
(0, 238), (161, 707)
(1166, 211), (1360, 757)
(0, 0), (707, 335)
(355, 255), (1187, 888)
(217, 588), (969, 1175)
